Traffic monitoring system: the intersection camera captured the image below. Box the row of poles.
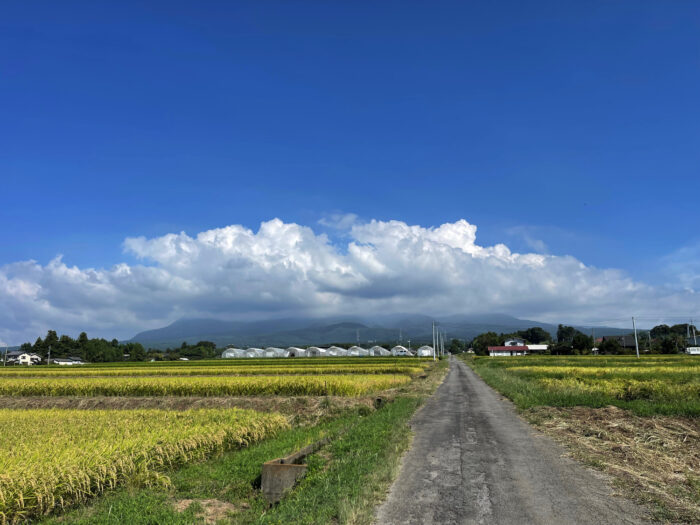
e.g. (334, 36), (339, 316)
(630, 317), (697, 358)
(432, 321), (445, 361)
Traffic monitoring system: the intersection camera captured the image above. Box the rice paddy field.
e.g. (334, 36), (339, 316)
(0, 356), (439, 524)
(464, 354), (700, 416)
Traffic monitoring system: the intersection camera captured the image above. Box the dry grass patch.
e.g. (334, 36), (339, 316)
(525, 405), (699, 523)
(173, 498), (239, 524)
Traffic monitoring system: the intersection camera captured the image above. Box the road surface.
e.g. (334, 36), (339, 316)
(375, 356), (653, 525)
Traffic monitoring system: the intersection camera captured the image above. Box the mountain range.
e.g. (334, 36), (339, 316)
(127, 314), (629, 350)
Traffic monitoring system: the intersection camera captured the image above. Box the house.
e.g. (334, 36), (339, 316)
(488, 346), (529, 356)
(16, 353), (42, 365)
(687, 347), (700, 355)
(4, 351), (23, 364)
(52, 357), (84, 366)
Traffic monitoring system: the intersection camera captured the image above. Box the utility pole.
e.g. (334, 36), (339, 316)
(632, 317), (640, 359)
(2, 345), (6, 367)
(648, 331), (652, 352)
(408, 339), (411, 352)
(432, 322), (436, 361)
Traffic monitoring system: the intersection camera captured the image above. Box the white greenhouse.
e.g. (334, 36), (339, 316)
(369, 345), (391, 356)
(286, 347), (307, 357)
(221, 347), (246, 358)
(391, 345), (410, 356)
(326, 346), (347, 356)
(416, 345), (434, 357)
(348, 346), (369, 357)
(306, 346), (327, 357)
(245, 348), (265, 358)
(264, 347), (288, 358)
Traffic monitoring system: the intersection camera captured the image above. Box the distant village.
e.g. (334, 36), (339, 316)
(3, 322), (699, 366)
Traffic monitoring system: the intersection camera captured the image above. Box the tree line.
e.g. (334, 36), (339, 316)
(462, 323), (696, 356)
(15, 331), (219, 362)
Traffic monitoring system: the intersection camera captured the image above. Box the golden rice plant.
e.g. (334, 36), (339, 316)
(0, 408), (288, 524)
(0, 374), (411, 398)
(0, 364), (426, 378)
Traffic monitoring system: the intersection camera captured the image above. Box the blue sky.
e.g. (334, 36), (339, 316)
(1, 1), (700, 343)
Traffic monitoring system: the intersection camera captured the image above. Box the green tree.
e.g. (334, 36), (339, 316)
(599, 338), (622, 355)
(471, 332), (501, 356)
(556, 325), (577, 344)
(517, 327), (550, 344)
(572, 332), (593, 353)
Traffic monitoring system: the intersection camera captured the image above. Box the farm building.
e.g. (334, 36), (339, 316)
(286, 347), (306, 357)
(488, 346), (529, 356)
(369, 345), (391, 356)
(221, 347), (246, 358)
(416, 345), (434, 357)
(687, 347), (700, 355)
(526, 344), (548, 353)
(348, 346), (369, 356)
(52, 357), (85, 365)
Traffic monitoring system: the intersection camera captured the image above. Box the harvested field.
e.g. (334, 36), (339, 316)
(526, 406), (700, 523)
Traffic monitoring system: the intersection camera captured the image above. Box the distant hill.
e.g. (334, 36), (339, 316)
(128, 314), (629, 350)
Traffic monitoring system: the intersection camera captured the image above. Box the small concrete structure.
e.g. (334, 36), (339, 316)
(261, 437), (330, 504)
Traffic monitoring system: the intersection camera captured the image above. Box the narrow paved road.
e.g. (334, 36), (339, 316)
(375, 356), (653, 525)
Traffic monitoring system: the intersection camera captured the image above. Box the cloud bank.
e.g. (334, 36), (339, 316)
(1, 218), (698, 345)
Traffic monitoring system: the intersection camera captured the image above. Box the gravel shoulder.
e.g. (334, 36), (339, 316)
(375, 356), (655, 525)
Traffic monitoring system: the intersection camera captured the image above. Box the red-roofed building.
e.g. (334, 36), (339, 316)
(487, 345), (529, 356)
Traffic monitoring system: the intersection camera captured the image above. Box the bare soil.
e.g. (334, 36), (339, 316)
(525, 405), (700, 524)
(173, 498), (238, 524)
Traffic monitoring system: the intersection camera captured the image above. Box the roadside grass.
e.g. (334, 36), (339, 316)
(40, 359), (449, 525)
(459, 354), (699, 523)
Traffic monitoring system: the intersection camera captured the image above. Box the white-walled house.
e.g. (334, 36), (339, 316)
(18, 353), (41, 365)
(687, 347), (700, 355)
(488, 345), (529, 356)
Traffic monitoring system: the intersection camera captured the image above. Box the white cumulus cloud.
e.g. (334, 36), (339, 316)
(0, 218), (698, 344)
